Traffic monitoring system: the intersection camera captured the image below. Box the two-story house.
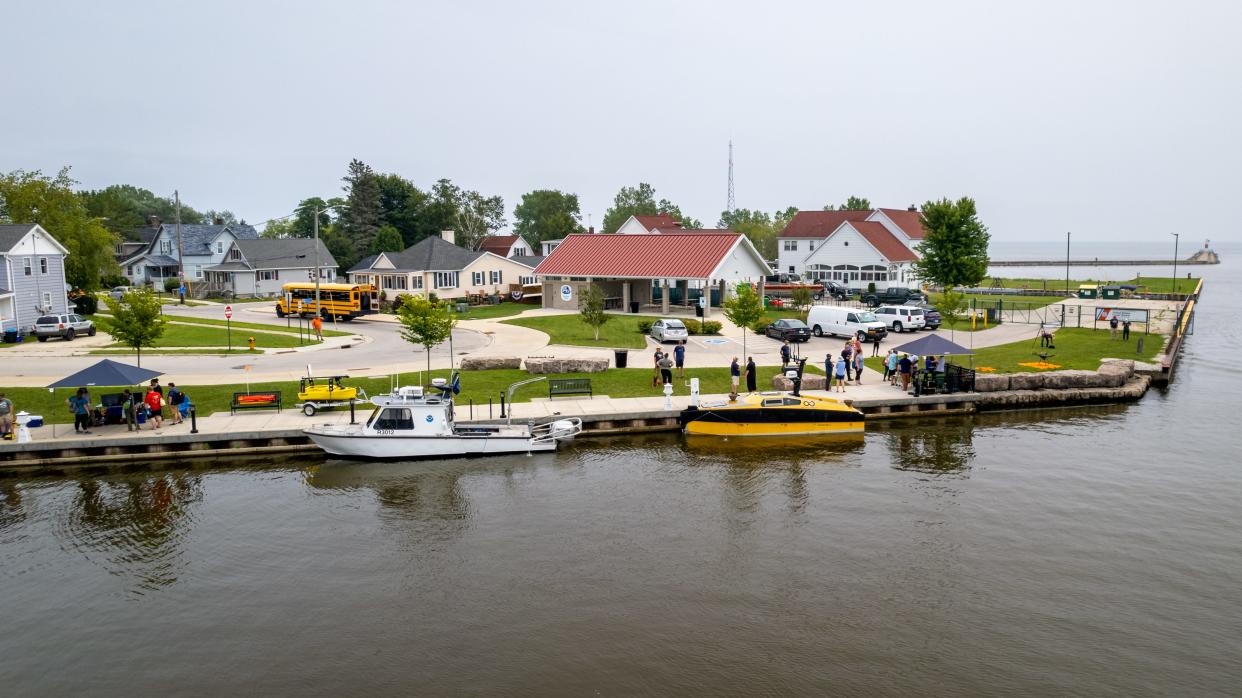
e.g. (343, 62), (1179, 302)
(0, 224), (71, 332)
(777, 207), (927, 291)
(348, 232), (537, 301)
(122, 221), (260, 286)
(204, 238), (337, 297)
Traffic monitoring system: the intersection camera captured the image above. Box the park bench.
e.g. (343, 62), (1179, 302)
(231, 391), (282, 415)
(548, 378), (592, 399)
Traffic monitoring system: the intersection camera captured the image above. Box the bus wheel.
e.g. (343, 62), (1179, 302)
(276, 306), (285, 318)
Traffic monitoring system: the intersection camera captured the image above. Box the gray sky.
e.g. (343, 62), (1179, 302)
(4, 0), (1240, 243)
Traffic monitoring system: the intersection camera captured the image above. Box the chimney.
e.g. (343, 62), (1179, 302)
(213, 217), (224, 225)
(147, 215), (161, 228)
(440, 230), (455, 245)
(908, 204), (918, 212)
(588, 226), (595, 234)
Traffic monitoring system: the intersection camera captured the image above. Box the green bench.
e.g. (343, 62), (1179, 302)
(548, 378), (592, 399)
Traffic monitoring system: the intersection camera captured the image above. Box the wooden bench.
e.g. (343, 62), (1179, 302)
(548, 378), (592, 399)
(231, 391), (282, 414)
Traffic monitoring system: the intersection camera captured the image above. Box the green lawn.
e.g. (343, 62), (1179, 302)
(96, 317), (312, 349)
(201, 296), (272, 304)
(90, 349), (265, 356)
(503, 314), (660, 349)
(1, 364), (811, 425)
(984, 275), (1192, 295)
(864, 327), (1162, 375)
(162, 314), (354, 337)
(450, 302), (534, 321)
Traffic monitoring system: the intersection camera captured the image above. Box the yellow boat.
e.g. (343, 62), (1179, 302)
(297, 374), (367, 416)
(678, 392), (864, 436)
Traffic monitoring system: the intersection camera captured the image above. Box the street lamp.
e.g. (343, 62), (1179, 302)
(1065, 231), (1071, 296)
(1171, 233), (1180, 296)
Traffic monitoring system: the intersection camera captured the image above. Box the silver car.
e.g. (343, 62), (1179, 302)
(108, 286), (132, 301)
(33, 314), (96, 342)
(650, 318), (689, 343)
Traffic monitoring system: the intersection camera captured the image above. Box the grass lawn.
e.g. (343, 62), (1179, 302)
(0, 334), (38, 349)
(450, 302), (534, 321)
(985, 275), (1192, 295)
(928, 291), (1069, 307)
(95, 317), (312, 349)
(90, 349), (264, 356)
(162, 314), (354, 337)
(2, 365), (809, 425)
(503, 314), (660, 349)
(864, 327), (1162, 375)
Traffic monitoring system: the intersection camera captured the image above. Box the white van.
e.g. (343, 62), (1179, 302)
(806, 305), (888, 340)
(873, 305), (926, 333)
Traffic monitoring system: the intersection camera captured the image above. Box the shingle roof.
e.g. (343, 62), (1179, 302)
(533, 233), (748, 279)
(230, 238), (336, 270)
(349, 236), (482, 273)
(154, 223), (260, 255)
(510, 255), (544, 268)
(202, 261), (252, 272)
(479, 235), (519, 254)
(0, 224), (36, 251)
(845, 222), (918, 262)
(779, 210), (872, 238)
(144, 254), (180, 266)
(874, 208), (927, 240)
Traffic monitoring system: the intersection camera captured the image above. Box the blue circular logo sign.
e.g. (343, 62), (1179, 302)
(560, 284), (573, 302)
(425, 414), (434, 423)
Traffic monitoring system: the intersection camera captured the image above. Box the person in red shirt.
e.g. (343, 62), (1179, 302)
(144, 389), (164, 430)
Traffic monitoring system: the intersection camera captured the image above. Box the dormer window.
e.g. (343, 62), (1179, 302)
(217, 241), (223, 254)
(229, 248), (242, 261)
(160, 240), (172, 254)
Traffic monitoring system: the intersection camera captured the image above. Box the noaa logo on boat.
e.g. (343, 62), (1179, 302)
(425, 414), (434, 423)
(703, 338), (728, 345)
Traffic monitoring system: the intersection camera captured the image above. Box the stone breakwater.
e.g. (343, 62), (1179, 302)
(974, 359), (1135, 392)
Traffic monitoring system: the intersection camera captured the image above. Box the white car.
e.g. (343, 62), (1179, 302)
(650, 318), (689, 343)
(874, 305), (927, 333)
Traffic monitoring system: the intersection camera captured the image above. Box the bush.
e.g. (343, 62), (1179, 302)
(700, 320), (722, 335)
(867, 281), (877, 294)
(749, 316), (772, 334)
(72, 294), (99, 316)
(637, 320), (653, 334)
(100, 274), (128, 289)
(163, 277), (180, 293)
(681, 318), (702, 335)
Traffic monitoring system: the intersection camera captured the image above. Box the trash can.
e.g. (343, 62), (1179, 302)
(695, 305), (704, 317)
(614, 349), (629, 368)
(986, 308), (999, 323)
(2, 328), (16, 344)
(1101, 286), (1121, 300)
(630, 301), (640, 314)
(763, 296), (771, 309)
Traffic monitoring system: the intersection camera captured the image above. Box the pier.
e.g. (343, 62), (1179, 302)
(990, 247), (1219, 267)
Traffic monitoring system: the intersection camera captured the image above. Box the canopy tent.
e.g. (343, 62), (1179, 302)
(891, 333), (974, 356)
(47, 359), (164, 388)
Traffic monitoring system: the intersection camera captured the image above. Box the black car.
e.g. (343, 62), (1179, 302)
(765, 318), (811, 342)
(903, 300), (941, 330)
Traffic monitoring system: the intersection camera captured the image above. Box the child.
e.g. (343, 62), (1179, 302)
(833, 352), (848, 393)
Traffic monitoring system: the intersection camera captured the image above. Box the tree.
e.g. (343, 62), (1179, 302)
(0, 167), (120, 291)
(454, 190), (507, 251)
(396, 294), (457, 380)
(824, 196), (871, 211)
(656, 200), (702, 229)
(935, 288), (970, 340)
(108, 288), (167, 367)
(601, 182), (699, 232)
(339, 159), (383, 254)
(201, 209), (238, 225)
(578, 284), (610, 341)
(717, 207), (798, 260)
(322, 225), (359, 273)
(288, 197), (338, 239)
(371, 224), (405, 254)
(261, 217), (296, 239)
(721, 282), (765, 360)
(790, 286), (813, 313)
(513, 189), (581, 248)
(81, 184), (211, 238)
(912, 197), (991, 290)
(375, 173), (429, 246)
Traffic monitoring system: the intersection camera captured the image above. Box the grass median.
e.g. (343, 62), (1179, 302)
(503, 314), (660, 349)
(161, 314), (354, 337)
(1, 364), (818, 425)
(95, 317), (312, 349)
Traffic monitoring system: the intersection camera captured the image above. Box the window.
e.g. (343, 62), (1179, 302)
(23, 258), (31, 276)
(193, 265), (203, 278)
(127, 265), (134, 275)
(411, 275), (423, 289)
(229, 248), (242, 260)
(374, 408), (415, 431)
(216, 241), (223, 254)
(788, 266), (795, 273)
(513, 246), (526, 256)
(434, 271), (458, 288)
(381, 274), (407, 290)
(471, 271), (484, 286)
(520, 275), (536, 285)
(39, 257), (48, 274)
(844, 241), (849, 247)
(490, 270), (503, 284)
(783, 240), (798, 251)
(259, 270), (277, 281)
(160, 240), (172, 254)
(42, 292), (52, 309)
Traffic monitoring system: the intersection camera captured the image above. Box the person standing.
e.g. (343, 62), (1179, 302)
(729, 357), (741, 399)
(1109, 315), (1119, 340)
(935, 354), (948, 392)
(121, 388), (137, 431)
(674, 341), (686, 379)
(312, 315), (324, 341)
(780, 340), (791, 369)
(1122, 319), (1131, 341)
(652, 348), (665, 388)
(149, 378), (163, 397)
(0, 392), (13, 438)
(853, 347), (864, 385)
(68, 388), (92, 435)
(658, 353), (674, 386)
(167, 382), (185, 425)
(833, 352), (848, 393)
(745, 356), (757, 393)
(144, 388), (164, 430)
(871, 331), (882, 357)
(898, 353), (913, 392)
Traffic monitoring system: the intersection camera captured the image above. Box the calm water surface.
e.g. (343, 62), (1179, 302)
(1, 254), (1239, 696)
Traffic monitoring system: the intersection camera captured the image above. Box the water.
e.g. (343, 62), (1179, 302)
(1, 256), (1239, 695)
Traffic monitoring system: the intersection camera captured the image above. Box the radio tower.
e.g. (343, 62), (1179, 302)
(726, 139), (736, 214)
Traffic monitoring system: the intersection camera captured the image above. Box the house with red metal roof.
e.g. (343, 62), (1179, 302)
(533, 231), (768, 315)
(777, 206), (926, 292)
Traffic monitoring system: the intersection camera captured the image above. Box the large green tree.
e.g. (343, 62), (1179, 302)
(339, 159), (383, 254)
(107, 288), (167, 367)
(601, 182), (700, 233)
(0, 168), (120, 290)
(513, 189), (581, 248)
(396, 294), (457, 378)
(912, 197), (991, 289)
(370, 224), (405, 254)
(288, 196), (340, 239)
(823, 196), (871, 211)
(81, 184), (207, 238)
(716, 207), (798, 259)
(454, 190), (507, 251)
(374, 173), (429, 246)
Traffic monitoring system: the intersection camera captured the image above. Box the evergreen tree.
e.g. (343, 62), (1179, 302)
(340, 159), (383, 253)
(371, 224), (405, 254)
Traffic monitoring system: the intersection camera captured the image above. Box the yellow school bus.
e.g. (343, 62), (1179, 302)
(276, 283), (377, 320)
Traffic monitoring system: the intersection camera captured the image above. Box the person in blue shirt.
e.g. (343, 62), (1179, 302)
(729, 357), (740, 400)
(780, 340), (791, 368)
(833, 352), (848, 393)
(68, 387), (92, 434)
(674, 341), (686, 378)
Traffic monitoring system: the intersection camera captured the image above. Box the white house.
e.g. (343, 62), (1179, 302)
(348, 232), (537, 301)
(478, 234), (534, 258)
(0, 224), (71, 332)
(777, 207), (926, 291)
(203, 238), (337, 297)
(121, 222), (260, 286)
(613, 212), (681, 235)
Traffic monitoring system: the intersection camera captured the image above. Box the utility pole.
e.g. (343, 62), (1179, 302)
(1171, 232), (1180, 296)
(314, 204), (322, 319)
(726, 140), (736, 215)
(175, 190), (185, 305)
(1065, 231), (1071, 296)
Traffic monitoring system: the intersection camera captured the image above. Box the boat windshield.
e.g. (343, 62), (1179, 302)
(374, 407), (415, 431)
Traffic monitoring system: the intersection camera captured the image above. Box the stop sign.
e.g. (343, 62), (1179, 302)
(224, 305), (233, 319)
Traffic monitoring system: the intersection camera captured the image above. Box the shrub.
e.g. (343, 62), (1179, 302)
(681, 318), (702, 335)
(637, 320), (653, 334)
(72, 294), (99, 316)
(700, 320), (722, 335)
(867, 281), (877, 294)
(100, 274), (128, 289)
(163, 277), (180, 293)
(749, 316), (772, 334)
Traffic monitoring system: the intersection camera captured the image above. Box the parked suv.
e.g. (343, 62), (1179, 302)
(863, 287), (925, 307)
(33, 314), (96, 342)
(903, 300), (941, 330)
(873, 305), (926, 333)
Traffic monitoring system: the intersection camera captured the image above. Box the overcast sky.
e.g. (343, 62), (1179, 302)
(4, 0), (1239, 244)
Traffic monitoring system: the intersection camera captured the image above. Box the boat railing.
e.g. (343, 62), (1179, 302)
(506, 377), (547, 425)
(530, 417), (582, 444)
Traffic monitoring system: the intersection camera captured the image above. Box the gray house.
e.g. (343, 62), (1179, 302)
(0, 224), (71, 332)
(203, 238), (338, 297)
(122, 222), (260, 287)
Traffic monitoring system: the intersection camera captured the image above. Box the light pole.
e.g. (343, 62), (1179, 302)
(1171, 232), (1180, 296)
(1065, 231), (1071, 296)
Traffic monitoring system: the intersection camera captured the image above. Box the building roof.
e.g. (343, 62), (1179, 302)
(152, 223), (260, 255)
(479, 235), (520, 254)
(230, 238), (336, 270)
(144, 254), (180, 266)
(779, 210), (873, 238)
(874, 208), (927, 239)
(846, 222), (919, 262)
(0, 224), (36, 251)
(653, 227), (733, 235)
(533, 233), (756, 279)
(631, 213), (680, 232)
(202, 261), (252, 272)
(348, 235), (483, 273)
(510, 255), (544, 269)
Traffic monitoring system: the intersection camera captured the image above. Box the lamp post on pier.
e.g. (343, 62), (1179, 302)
(1171, 233), (1180, 297)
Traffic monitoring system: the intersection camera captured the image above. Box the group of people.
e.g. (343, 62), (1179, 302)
(653, 342), (687, 387)
(729, 356), (758, 398)
(64, 378), (193, 435)
(880, 350), (947, 393)
(827, 338), (867, 393)
(1109, 316), (1133, 341)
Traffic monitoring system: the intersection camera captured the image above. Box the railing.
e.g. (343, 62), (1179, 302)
(1163, 278), (1203, 375)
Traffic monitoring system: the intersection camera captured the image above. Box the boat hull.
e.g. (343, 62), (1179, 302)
(679, 407), (864, 437)
(305, 431), (556, 459)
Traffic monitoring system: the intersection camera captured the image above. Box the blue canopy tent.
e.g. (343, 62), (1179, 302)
(891, 333), (974, 356)
(891, 334), (975, 394)
(47, 359), (163, 388)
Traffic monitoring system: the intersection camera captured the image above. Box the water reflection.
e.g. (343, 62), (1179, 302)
(60, 474), (203, 592)
(884, 424), (977, 474)
(0, 480), (26, 532)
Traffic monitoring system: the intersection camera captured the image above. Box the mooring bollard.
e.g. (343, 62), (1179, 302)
(190, 407), (199, 434)
(499, 392), (507, 419)
(1137, 337), (1144, 355)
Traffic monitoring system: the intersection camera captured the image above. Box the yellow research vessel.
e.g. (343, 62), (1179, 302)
(678, 361), (864, 436)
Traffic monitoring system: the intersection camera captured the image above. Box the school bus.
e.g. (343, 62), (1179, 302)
(275, 283), (377, 320)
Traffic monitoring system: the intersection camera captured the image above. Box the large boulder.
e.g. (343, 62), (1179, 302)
(525, 357), (610, 374)
(974, 373), (1010, 392)
(1008, 372), (1045, 391)
(1042, 369), (1100, 390)
(772, 374), (827, 391)
(459, 356), (522, 370)
(1097, 360), (1135, 387)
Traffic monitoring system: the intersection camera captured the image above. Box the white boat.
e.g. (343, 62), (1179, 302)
(303, 376), (581, 459)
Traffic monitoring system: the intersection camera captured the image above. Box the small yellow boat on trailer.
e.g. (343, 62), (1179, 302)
(679, 392), (864, 436)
